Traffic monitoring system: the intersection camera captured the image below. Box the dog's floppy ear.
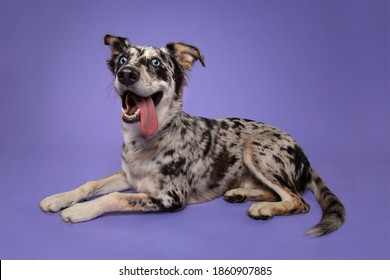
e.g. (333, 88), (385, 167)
(166, 42), (205, 70)
(104, 34), (130, 73)
(104, 34), (130, 55)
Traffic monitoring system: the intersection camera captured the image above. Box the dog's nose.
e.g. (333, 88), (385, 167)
(117, 67), (140, 85)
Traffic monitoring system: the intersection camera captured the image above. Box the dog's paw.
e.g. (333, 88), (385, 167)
(39, 191), (80, 213)
(224, 190), (247, 203)
(248, 203), (274, 220)
(61, 200), (102, 223)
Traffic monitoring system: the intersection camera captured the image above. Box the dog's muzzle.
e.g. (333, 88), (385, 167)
(118, 66), (139, 86)
(117, 67), (163, 137)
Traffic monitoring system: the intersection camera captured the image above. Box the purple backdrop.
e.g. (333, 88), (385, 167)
(0, 0), (389, 260)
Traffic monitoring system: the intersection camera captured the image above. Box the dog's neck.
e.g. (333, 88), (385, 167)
(121, 111), (189, 155)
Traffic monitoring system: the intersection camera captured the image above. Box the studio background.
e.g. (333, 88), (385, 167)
(0, 0), (389, 259)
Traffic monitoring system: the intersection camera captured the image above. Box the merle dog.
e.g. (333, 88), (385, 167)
(39, 34), (345, 236)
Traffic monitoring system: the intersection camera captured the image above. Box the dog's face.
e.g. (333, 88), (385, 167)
(104, 35), (205, 137)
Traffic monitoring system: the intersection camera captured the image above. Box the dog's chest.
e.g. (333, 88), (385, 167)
(120, 139), (169, 188)
(120, 117), (245, 194)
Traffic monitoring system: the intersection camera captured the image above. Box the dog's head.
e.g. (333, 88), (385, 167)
(104, 34), (205, 137)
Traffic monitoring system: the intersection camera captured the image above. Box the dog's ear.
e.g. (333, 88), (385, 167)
(165, 42), (205, 70)
(104, 34), (130, 55)
(104, 34), (130, 73)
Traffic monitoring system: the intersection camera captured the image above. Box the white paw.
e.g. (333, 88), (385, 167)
(61, 200), (102, 223)
(248, 202), (273, 220)
(39, 191), (80, 213)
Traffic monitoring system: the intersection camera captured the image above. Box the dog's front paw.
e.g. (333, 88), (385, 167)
(39, 191), (80, 213)
(61, 200), (102, 223)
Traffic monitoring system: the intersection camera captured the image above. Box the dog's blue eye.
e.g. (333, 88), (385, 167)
(151, 58), (161, 67)
(119, 56), (128, 65)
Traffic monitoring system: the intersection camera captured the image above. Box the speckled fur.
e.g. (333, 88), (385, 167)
(39, 35), (345, 236)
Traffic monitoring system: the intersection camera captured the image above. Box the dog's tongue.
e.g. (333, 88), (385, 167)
(132, 95), (158, 137)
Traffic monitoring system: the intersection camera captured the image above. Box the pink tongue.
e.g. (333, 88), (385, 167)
(131, 95), (158, 137)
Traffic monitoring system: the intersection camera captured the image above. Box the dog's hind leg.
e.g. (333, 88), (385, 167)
(39, 171), (131, 213)
(224, 171), (280, 203)
(242, 136), (310, 220)
(224, 188), (280, 203)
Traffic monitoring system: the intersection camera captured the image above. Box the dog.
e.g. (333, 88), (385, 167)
(39, 34), (345, 236)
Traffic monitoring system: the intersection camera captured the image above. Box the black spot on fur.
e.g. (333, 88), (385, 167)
(200, 118), (216, 157)
(180, 127), (187, 137)
(160, 120), (173, 132)
(320, 187), (334, 198)
(226, 177), (238, 189)
(161, 157), (186, 176)
(167, 191), (184, 211)
(231, 120), (245, 130)
(208, 183), (220, 189)
(154, 64), (169, 82)
(149, 197), (165, 210)
(134, 47), (145, 56)
(181, 117), (190, 127)
(272, 155), (285, 167)
(138, 56), (147, 67)
(209, 146), (230, 188)
(157, 49), (169, 62)
(187, 174), (194, 186)
(274, 174), (289, 188)
(220, 121), (230, 130)
(273, 133), (282, 139)
(201, 117), (217, 130)
(163, 149), (175, 157)
(251, 123), (260, 130)
(200, 130), (212, 157)
(284, 146), (295, 156)
(252, 141), (262, 146)
(287, 145), (312, 191)
(149, 196), (183, 212)
(314, 176), (323, 185)
(229, 155), (238, 166)
(167, 190), (180, 201)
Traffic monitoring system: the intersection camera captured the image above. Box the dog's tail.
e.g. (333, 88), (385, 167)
(306, 168), (346, 236)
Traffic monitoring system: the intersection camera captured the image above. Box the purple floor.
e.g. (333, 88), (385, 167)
(0, 0), (389, 260)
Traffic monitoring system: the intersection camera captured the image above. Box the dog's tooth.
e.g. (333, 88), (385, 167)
(122, 108), (141, 121)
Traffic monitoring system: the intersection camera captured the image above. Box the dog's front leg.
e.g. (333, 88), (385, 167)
(60, 191), (183, 223)
(39, 171), (131, 213)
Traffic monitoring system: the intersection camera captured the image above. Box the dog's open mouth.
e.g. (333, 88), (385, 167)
(121, 91), (163, 137)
